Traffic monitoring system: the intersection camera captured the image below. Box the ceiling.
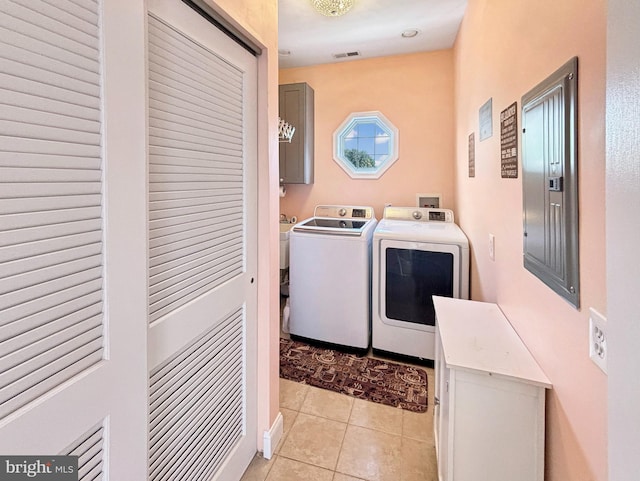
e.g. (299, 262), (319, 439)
(278, 0), (468, 69)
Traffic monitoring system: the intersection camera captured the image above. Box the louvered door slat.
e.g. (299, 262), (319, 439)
(1, 39), (99, 86)
(0, 75), (100, 110)
(0, 280), (101, 327)
(149, 224), (240, 265)
(148, 258), (241, 317)
(0, 255), (100, 296)
(149, 200), (241, 223)
(0, 89), (100, 123)
(4, 0), (99, 46)
(1, 206), (102, 231)
(149, 100), (239, 143)
(150, 243), (240, 288)
(0, 0), (104, 418)
(148, 84), (239, 135)
(148, 21), (241, 95)
(159, 396), (242, 481)
(148, 151), (242, 170)
(149, 129), (241, 156)
(1, 303), (101, 354)
(150, 220), (240, 255)
(149, 143), (240, 160)
(149, 244), (240, 296)
(149, 195), (241, 223)
(0, 267), (101, 311)
(149, 355), (242, 454)
(0, 324), (102, 382)
(0, 194), (102, 215)
(149, 308), (244, 481)
(0, 243), (100, 278)
(0, 346), (102, 419)
(148, 45), (241, 118)
(62, 422), (105, 481)
(149, 216), (241, 247)
(149, 327), (239, 423)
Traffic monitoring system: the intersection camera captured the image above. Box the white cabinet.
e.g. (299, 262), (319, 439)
(433, 297), (551, 481)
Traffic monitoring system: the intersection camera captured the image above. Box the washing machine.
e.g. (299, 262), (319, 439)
(289, 205), (377, 350)
(372, 207), (469, 360)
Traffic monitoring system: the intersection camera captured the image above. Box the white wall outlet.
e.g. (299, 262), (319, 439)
(488, 234), (495, 261)
(589, 308), (607, 374)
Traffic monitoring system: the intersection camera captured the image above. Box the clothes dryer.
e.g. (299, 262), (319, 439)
(372, 207), (469, 360)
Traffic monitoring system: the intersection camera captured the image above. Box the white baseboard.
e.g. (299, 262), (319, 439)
(262, 411), (284, 460)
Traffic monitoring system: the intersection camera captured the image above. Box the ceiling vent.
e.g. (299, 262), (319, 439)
(333, 51), (360, 59)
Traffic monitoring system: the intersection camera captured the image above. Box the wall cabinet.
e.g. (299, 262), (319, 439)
(279, 82), (314, 184)
(433, 297), (551, 481)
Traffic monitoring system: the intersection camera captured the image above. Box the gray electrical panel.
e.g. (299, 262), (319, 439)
(521, 57), (579, 307)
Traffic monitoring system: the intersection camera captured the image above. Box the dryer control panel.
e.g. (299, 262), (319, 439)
(383, 207), (454, 223)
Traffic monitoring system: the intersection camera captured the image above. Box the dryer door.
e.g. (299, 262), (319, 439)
(380, 239), (460, 330)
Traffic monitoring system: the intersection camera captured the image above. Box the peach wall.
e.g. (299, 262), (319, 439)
(453, 1), (607, 480)
(208, 0), (280, 451)
(279, 51), (455, 221)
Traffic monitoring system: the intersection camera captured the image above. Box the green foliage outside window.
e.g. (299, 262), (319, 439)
(344, 149), (375, 168)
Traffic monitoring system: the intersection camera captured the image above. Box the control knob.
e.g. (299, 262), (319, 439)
(338, 208), (347, 217)
(412, 210), (423, 220)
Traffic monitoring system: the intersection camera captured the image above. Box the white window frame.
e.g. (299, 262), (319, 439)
(332, 111), (399, 179)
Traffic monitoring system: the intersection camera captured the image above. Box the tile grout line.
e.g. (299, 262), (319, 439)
(331, 394), (358, 477)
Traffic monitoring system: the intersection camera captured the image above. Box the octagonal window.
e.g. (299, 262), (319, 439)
(333, 111), (399, 179)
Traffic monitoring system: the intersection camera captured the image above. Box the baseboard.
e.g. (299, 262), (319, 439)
(262, 411), (284, 460)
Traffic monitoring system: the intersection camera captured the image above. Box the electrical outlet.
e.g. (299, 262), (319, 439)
(488, 234), (495, 261)
(589, 308), (607, 374)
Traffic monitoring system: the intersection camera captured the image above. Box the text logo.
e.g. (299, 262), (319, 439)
(0, 456), (78, 481)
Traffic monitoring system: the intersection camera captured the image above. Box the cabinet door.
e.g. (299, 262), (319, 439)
(434, 331), (451, 481)
(279, 83), (314, 184)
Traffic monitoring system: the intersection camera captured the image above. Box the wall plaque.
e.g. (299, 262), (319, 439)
(500, 102), (518, 178)
(468, 132), (475, 177)
(479, 98), (493, 141)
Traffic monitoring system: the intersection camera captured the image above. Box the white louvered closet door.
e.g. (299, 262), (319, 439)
(146, 1), (258, 481)
(0, 0), (147, 479)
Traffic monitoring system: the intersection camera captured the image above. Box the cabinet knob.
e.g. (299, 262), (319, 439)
(279, 178), (284, 183)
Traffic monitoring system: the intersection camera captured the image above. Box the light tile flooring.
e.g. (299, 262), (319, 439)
(241, 358), (437, 481)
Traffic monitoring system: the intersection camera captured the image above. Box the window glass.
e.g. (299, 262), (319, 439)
(333, 111), (399, 179)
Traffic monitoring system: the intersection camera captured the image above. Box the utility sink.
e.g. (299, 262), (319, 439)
(280, 223), (294, 269)
(280, 222), (294, 240)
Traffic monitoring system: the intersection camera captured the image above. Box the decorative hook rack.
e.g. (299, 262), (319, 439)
(278, 117), (296, 143)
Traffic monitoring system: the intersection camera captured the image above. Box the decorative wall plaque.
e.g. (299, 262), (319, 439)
(479, 98), (493, 141)
(468, 132), (475, 178)
(500, 102), (518, 178)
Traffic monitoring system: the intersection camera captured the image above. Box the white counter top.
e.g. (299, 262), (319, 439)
(433, 296), (551, 388)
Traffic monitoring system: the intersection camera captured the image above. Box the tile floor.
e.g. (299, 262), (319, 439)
(241, 357), (437, 481)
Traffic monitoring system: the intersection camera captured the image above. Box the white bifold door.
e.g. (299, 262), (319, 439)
(146, 1), (258, 481)
(0, 0), (147, 479)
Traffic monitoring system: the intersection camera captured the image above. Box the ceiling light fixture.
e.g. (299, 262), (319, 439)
(401, 29), (420, 38)
(311, 0), (354, 17)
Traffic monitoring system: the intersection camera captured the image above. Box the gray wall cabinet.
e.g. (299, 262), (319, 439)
(279, 82), (314, 184)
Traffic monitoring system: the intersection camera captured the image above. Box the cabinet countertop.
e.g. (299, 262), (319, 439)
(434, 296), (551, 388)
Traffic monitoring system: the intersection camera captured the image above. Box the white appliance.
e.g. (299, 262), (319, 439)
(289, 205), (377, 350)
(372, 207), (469, 360)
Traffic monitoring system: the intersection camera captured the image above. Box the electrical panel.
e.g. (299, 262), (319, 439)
(521, 57), (580, 307)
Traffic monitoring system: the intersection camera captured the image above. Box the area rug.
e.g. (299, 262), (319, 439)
(279, 338), (428, 412)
